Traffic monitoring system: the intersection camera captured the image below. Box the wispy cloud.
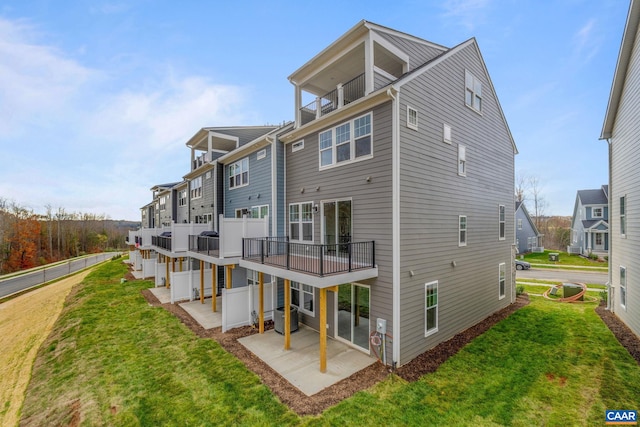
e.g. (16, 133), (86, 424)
(440, 0), (491, 30)
(572, 18), (599, 62)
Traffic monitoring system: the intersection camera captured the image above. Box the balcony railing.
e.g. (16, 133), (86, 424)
(242, 237), (375, 277)
(299, 73), (365, 126)
(152, 235), (172, 251)
(189, 235), (220, 257)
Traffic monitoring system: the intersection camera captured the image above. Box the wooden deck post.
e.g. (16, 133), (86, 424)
(179, 257), (183, 272)
(211, 264), (217, 312)
(320, 287), (327, 373)
(225, 264), (234, 289)
(284, 279), (291, 350)
(199, 260), (204, 304)
(258, 272), (264, 334)
(165, 257), (170, 288)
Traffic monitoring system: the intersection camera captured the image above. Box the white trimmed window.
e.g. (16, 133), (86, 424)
(159, 195), (167, 211)
(291, 282), (315, 316)
(499, 263), (506, 299)
(459, 215), (467, 246)
(620, 196), (626, 236)
(499, 205), (506, 240)
(458, 145), (466, 176)
(289, 202), (313, 242)
(443, 124), (452, 144)
(235, 208), (244, 219)
(248, 269), (259, 287)
(465, 69), (482, 112)
(229, 158), (249, 189)
(251, 205), (269, 219)
(517, 218), (523, 230)
(592, 207), (603, 218)
(425, 281), (438, 336)
(319, 113), (372, 168)
(292, 140), (304, 152)
(257, 149), (266, 160)
(190, 177), (202, 199)
(620, 266), (627, 309)
(407, 106), (418, 130)
(178, 190), (187, 207)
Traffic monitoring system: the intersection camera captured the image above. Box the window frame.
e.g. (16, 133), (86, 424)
(620, 266), (627, 309)
(289, 202), (313, 242)
(178, 189), (187, 207)
(458, 144), (466, 177)
(292, 140), (304, 152)
(425, 281), (438, 336)
(443, 123), (452, 144)
(517, 218), (523, 230)
(407, 106), (418, 130)
(592, 207), (603, 218)
(465, 69), (482, 113)
(459, 215), (467, 247)
(229, 157), (249, 190)
(499, 205), (506, 240)
(251, 204), (269, 219)
(291, 281), (315, 316)
(257, 149), (267, 160)
(499, 262), (506, 300)
(190, 176), (203, 200)
(620, 196), (626, 237)
(318, 112), (373, 169)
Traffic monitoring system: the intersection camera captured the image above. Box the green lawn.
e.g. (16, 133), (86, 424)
(521, 250), (608, 269)
(20, 260), (640, 426)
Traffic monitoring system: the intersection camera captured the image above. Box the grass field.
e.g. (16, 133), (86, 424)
(18, 259), (640, 426)
(521, 250), (608, 269)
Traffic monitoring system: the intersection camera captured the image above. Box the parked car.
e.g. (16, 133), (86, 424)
(515, 259), (531, 270)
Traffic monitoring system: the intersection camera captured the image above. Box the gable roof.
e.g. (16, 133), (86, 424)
(577, 186), (609, 205)
(601, 0), (640, 139)
(515, 201), (542, 236)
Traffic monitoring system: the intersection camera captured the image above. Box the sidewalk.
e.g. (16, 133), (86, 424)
(529, 263), (608, 271)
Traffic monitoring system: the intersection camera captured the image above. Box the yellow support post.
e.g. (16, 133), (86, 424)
(320, 287), (327, 373)
(212, 264), (217, 312)
(225, 264), (235, 289)
(200, 260), (204, 304)
(165, 256), (170, 288)
(258, 272), (264, 334)
(284, 279), (291, 350)
(179, 257), (183, 272)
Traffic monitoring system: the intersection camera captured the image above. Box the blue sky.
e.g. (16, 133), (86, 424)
(0, 0), (627, 220)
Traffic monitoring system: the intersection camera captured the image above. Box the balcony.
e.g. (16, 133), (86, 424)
(189, 233), (220, 257)
(299, 73), (365, 126)
(152, 234), (172, 251)
(242, 237), (375, 278)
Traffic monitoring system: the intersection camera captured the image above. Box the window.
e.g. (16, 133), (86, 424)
(229, 158), (249, 189)
(248, 269), (259, 287)
(620, 266), (627, 309)
(465, 70), (482, 112)
(595, 234), (603, 246)
(190, 177), (202, 199)
(425, 281), (438, 336)
(292, 140), (304, 152)
(235, 208), (244, 219)
(407, 106), (418, 130)
(459, 215), (467, 246)
(592, 207), (603, 218)
(291, 282), (314, 316)
(443, 124), (452, 144)
(458, 145), (466, 176)
(319, 113), (372, 168)
(178, 190), (187, 207)
(499, 263), (506, 299)
(257, 149), (266, 160)
(499, 205), (505, 240)
(159, 195), (167, 211)
(194, 214), (212, 224)
(620, 196), (626, 236)
(517, 218), (523, 230)
(289, 202), (313, 242)
(250, 205), (269, 219)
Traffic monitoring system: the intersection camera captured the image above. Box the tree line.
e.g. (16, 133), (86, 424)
(0, 198), (138, 275)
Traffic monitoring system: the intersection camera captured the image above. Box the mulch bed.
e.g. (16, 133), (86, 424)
(140, 281), (531, 415)
(596, 302), (640, 364)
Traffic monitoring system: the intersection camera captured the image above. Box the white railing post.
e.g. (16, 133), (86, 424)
(337, 83), (344, 108)
(219, 214), (225, 257)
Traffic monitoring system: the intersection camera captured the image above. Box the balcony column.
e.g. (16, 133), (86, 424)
(165, 256), (170, 288)
(294, 85), (302, 128)
(315, 97), (322, 120)
(199, 260), (204, 304)
(337, 83), (344, 108)
(179, 257), (183, 272)
(211, 264), (217, 312)
(284, 279), (291, 350)
(225, 264), (234, 289)
(258, 272), (264, 334)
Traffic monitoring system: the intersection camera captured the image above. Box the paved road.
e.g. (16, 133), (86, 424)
(0, 253), (118, 298)
(517, 268), (608, 285)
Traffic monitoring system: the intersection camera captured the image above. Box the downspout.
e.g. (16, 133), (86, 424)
(388, 86), (401, 369)
(267, 135), (276, 237)
(606, 137), (613, 312)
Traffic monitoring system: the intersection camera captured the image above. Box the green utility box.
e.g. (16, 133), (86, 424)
(563, 283), (583, 301)
(549, 253), (559, 262)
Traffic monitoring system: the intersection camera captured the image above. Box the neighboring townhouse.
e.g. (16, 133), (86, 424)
(241, 21), (517, 371)
(515, 201), (543, 254)
(568, 186), (609, 257)
(601, 0), (640, 338)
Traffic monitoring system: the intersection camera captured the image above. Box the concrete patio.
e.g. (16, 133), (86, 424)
(238, 324), (376, 396)
(149, 286), (171, 304)
(179, 297), (222, 329)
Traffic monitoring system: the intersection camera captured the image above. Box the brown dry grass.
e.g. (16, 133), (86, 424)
(0, 270), (93, 427)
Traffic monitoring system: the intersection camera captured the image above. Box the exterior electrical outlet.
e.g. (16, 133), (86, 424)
(376, 318), (387, 334)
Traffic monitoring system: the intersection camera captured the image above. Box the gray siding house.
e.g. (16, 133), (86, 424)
(601, 0), (640, 338)
(241, 21), (517, 369)
(568, 186), (609, 256)
(515, 201), (543, 254)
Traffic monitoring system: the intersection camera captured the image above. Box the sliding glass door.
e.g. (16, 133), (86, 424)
(336, 283), (370, 351)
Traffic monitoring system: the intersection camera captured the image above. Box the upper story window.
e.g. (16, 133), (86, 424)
(459, 215), (467, 247)
(407, 106), (418, 130)
(292, 140), (304, 152)
(319, 113), (372, 169)
(190, 177), (202, 199)
(159, 196), (167, 211)
(517, 218), (523, 230)
(465, 70), (482, 113)
(443, 124), (452, 144)
(229, 158), (249, 189)
(257, 149), (267, 160)
(499, 205), (506, 240)
(620, 196), (626, 236)
(178, 190), (187, 207)
(592, 207), (603, 218)
(458, 145), (467, 177)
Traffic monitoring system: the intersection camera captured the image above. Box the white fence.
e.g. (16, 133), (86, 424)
(222, 282), (274, 332)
